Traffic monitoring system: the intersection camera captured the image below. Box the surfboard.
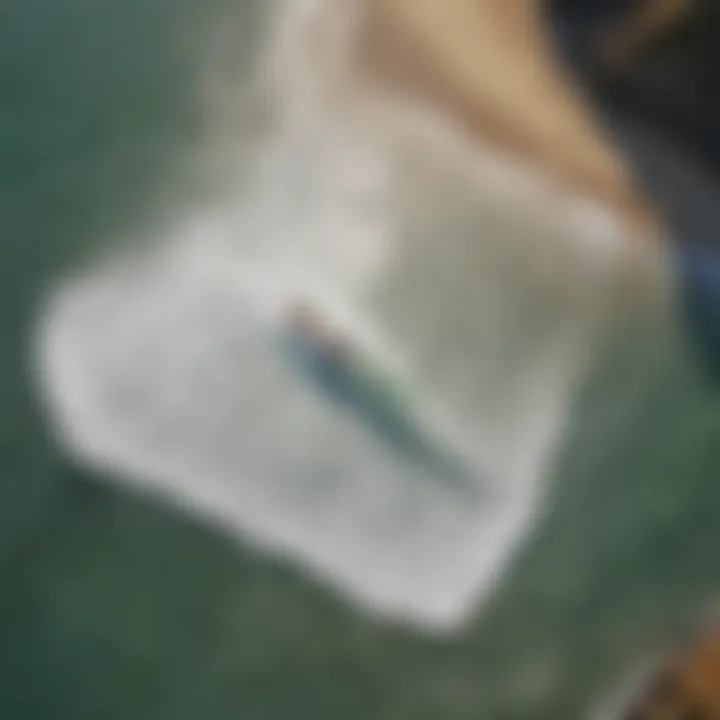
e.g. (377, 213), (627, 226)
(277, 303), (486, 498)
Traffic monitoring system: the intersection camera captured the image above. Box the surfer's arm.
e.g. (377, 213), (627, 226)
(368, 0), (660, 238)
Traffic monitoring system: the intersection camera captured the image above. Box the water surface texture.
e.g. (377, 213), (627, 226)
(3, 1), (720, 718)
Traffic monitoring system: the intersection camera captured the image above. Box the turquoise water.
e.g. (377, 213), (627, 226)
(3, 1), (720, 718)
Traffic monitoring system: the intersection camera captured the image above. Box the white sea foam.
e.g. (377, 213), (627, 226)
(33, 0), (638, 632)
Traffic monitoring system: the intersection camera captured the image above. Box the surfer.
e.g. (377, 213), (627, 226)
(283, 301), (356, 395)
(281, 299), (483, 496)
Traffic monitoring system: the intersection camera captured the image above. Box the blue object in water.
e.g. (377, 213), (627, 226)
(280, 330), (426, 452)
(676, 243), (720, 381)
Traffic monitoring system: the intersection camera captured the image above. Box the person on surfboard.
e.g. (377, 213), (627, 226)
(280, 299), (484, 497)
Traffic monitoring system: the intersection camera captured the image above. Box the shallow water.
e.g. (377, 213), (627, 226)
(4, 0), (720, 718)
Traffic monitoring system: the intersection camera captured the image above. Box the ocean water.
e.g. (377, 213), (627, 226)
(3, 0), (720, 718)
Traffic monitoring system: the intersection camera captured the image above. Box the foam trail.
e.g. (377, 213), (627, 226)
(34, 0), (635, 632)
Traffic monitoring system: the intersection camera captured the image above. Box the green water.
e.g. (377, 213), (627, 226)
(3, 1), (720, 718)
